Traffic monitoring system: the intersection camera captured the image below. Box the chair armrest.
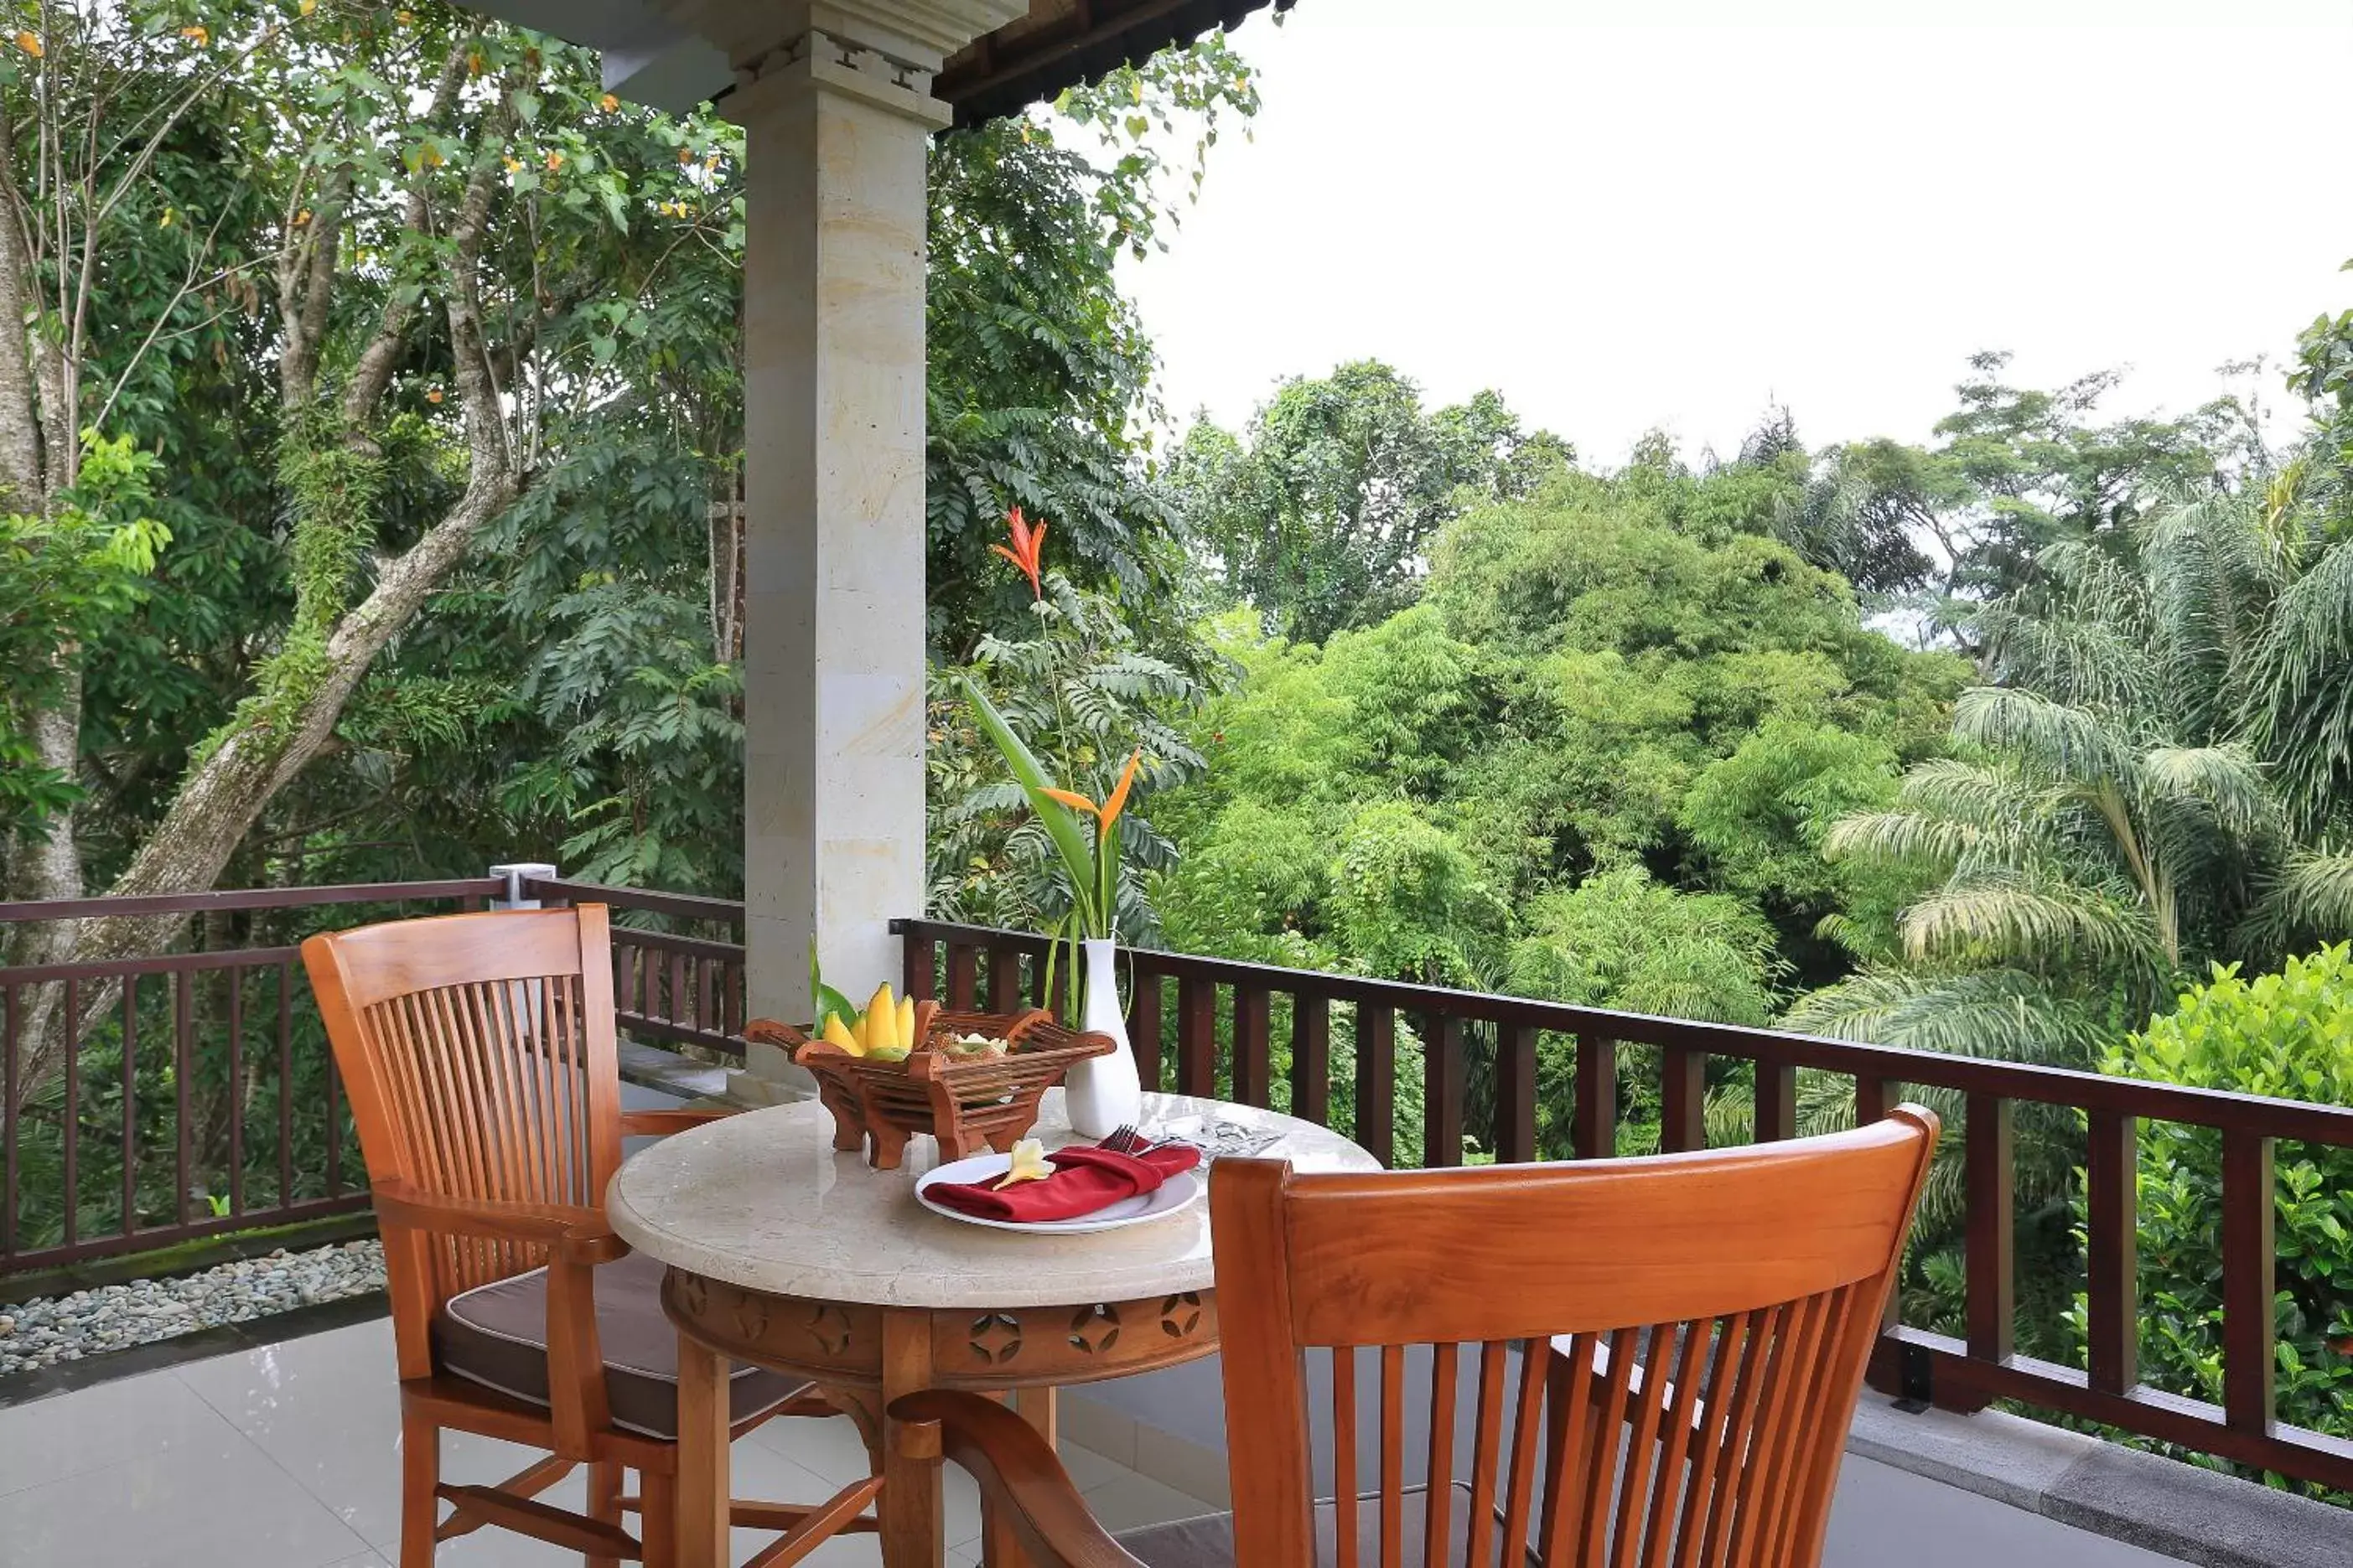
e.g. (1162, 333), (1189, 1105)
(371, 1178), (629, 1265)
(619, 1106), (738, 1136)
(374, 1178), (625, 1454)
(890, 1391), (1145, 1568)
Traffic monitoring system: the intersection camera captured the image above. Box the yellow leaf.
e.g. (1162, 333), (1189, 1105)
(14, 29), (41, 58)
(599, 93), (619, 112)
(300, 0), (316, 15)
(543, 150), (562, 171)
(180, 25), (210, 45)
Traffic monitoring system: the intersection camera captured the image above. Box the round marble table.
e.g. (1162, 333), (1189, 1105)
(609, 1089), (1376, 1568)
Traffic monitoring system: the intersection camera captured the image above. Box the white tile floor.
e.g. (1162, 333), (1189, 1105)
(0, 1317), (1217, 1568)
(0, 1315), (2195, 1568)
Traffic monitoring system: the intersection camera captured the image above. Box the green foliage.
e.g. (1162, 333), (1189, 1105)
(0, 433), (168, 837)
(1153, 453), (1966, 1048)
(1506, 869), (1780, 1026)
(1802, 473), (2353, 1068)
(2071, 949), (2353, 1483)
(925, 38), (1262, 654)
(1174, 363), (1572, 644)
(930, 574), (1206, 946)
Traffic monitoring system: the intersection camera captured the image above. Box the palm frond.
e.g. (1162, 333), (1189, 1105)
(1781, 965), (2104, 1067)
(1953, 686), (2135, 788)
(2137, 744), (2282, 845)
(2243, 846), (2353, 950)
(1900, 869), (2160, 974)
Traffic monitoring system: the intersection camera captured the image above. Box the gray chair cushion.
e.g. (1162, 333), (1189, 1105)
(433, 1249), (808, 1440)
(1116, 1482), (1538, 1568)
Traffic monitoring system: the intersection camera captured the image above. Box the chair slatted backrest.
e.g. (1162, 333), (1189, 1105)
(304, 907), (624, 1372)
(1212, 1108), (1937, 1568)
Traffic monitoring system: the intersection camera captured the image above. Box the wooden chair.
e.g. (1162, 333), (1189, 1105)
(304, 904), (877, 1568)
(894, 1107), (1938, 1568)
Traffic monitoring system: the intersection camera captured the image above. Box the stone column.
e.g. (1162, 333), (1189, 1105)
(714, 2), (1019, 1096)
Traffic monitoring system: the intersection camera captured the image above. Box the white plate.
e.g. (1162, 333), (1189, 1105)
(915, 1151), (1205, 1234)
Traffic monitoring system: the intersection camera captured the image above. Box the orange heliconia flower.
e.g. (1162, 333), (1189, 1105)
(1041, 751), (1143, 841)
(993, 506), (1046, 600)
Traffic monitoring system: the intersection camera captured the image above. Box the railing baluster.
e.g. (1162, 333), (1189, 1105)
(122, 975), (138, 1238)
(63, 978), (78, 1247)
(1661, 1044), (1705, 1154)
(1855, 1072), (1900, 1379)
(1965, 1093), (2014, 1367)
(987, 943), (1024, 1014)
(2086, 1109), (2138, 1395)
(1495, 1022), (1535, 1163)
(1572, 1032), (1615, 1160)
(277, 960), (293, 1208)
(1356, 1005), (1395, 1168)
(2, 985), (14, 1260)
(324, 1044), (343, 1201)
(2222, 1129), (2276, 1436)
(1126, 964), (1163, 1094)
(174, 971), (194, 1228)
(1233, 986), (1271, 1108)
(1289, 991), (1329, 1126)
(669, 950), (690, 1027)
(226, 966), (244, 1219)
(946, 943), (977, 1009)
(902, 931), (936, 1004)
(1177, 975), (1216, 1097)
(1423, 1013), (1464, 1167)
(1754, 1059), (1796, 1143)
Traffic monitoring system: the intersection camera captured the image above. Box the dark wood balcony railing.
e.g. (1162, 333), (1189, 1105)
(6, 882), (2350, 1501)
(0, 876), (747, 1281)
(895, 918), (2353, 1499)
(0, 878), (507, 1278)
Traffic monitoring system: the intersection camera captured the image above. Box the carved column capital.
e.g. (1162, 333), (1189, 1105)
(660, 0), (1025, 124)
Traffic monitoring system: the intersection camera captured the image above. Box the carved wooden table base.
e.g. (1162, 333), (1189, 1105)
(664, 1270), (1221, 1568)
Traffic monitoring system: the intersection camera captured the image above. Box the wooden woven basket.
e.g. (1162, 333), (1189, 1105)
(743, 1006), (1117, 1170)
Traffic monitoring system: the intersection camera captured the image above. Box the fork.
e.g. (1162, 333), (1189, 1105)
(1101, 1123), (1153, 1155)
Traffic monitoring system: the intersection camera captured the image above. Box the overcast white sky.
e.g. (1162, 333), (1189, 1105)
(1120, 0), (2353, 466)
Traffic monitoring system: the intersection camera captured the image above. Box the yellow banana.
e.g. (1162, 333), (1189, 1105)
(865, 983), (898, 1052)
(822, 1012), (864, 1057)
(897, 995), (916, 1049)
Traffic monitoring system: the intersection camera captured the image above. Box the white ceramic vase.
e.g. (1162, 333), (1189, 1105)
(1063, 936), (1143, 1137)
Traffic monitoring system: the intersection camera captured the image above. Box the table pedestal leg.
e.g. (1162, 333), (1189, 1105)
(880, 1307), (945, 1568)
(1013, 1385), (1056, 1451)
(675, 1331), (732, 1568)
(981, 1387), (1059, 1568)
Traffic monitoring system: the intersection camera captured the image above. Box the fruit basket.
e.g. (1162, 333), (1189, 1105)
(744, 1005), (1118, 1170)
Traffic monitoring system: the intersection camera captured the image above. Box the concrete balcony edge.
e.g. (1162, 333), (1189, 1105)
(1847, 1392), (2353, 1568)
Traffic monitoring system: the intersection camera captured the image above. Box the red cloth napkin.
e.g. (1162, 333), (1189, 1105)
(925, 1142), (1201, 1223)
